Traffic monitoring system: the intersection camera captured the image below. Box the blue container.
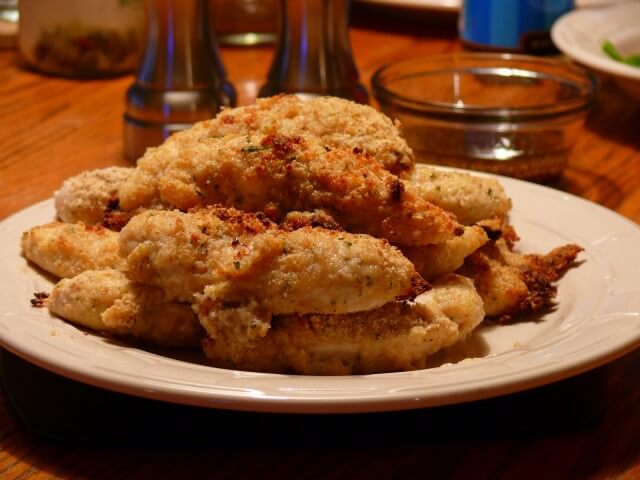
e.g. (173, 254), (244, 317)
(460, 0), (574, 54)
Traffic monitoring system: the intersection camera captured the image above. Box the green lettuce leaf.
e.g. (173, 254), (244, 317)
(602, 40), (640, 67)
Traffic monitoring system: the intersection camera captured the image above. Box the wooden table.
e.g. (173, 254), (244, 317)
(0, 6), (639, 479)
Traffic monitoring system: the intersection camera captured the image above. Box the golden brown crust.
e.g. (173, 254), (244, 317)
(204, 94), (415, 173)
(49, 269), (203, 347)
(121, 207), (426, 314)
(200, 274), (483, 375)
(21, 222), (124, 278)
(280, 209), (342, 231)
(460, 237), (582, 321)
(402, 167), (512, 225)
(517, 244), (584, 318)
(54, 167), (132, 225)
(119, 132), (461, 246)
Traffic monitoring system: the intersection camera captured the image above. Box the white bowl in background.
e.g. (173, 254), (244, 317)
(552, 2), (640, 100)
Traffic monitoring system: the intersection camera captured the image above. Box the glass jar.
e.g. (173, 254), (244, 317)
(372, 54), (597, 182)
(19, 0), (144, 77)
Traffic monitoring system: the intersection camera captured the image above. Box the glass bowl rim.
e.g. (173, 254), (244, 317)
(371, 53), (598, 121)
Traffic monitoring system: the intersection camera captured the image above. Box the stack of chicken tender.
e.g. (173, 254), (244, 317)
(20, 95), (581, 375)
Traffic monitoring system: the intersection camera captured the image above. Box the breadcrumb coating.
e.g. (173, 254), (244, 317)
(183, 94), (414, 173)
(21, 222), (124, 278)
(54, 166), (132, 225)
(119, 132), (461, 246)
(200, 274), (484, 375)
(121, 207), (427, 314)
(49, 269), (203, 347)
(403, 166), (512, 225)
(460, 232), (582, 321)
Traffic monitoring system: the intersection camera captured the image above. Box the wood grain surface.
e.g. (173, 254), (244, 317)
(0, 5), (638, 479)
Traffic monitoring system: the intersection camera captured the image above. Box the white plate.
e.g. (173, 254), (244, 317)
(552, 2), (640, 100)
(1, 176), (640, 413)
(354, 0), (624, 13)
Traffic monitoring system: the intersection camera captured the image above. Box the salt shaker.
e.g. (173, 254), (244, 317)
(124, 0), (236, 161)
(259, 0), (368, 103)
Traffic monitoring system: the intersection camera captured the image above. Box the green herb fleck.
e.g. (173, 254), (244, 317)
(241, 145), (271, 153)
(233, 261), (241, 270)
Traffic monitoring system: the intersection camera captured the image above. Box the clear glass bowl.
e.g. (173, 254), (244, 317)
(372, 53), (597, 181)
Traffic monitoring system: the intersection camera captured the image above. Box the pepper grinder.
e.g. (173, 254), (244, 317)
(259, 0), (368, 103)
(124, 0), (236, 161)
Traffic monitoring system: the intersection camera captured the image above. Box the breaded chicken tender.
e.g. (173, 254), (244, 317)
(402, 225), (489, 281)
(460, 235), (582, 321)
(280, 212), (489, 282)
(54, 166), (132, 225)
(176, 94), (414, 173)
(403, 167), (512, 225)
(120, 208), (427, 314)
(21, 222), (124, 278)
(49, 269), (203, 347)
(119, 133), (461, 246)
(199, 274), (484, 375)
(119, 207), (275, 302)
